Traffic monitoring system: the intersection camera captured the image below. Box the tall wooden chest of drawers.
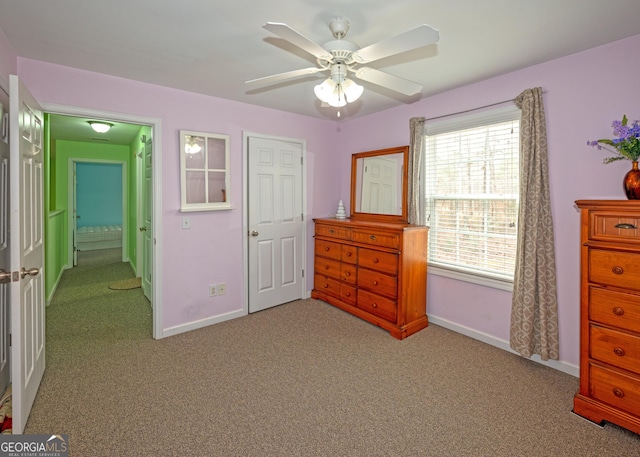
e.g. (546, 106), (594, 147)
(311, 217), (428, 339)
(573, 200), (640, 434)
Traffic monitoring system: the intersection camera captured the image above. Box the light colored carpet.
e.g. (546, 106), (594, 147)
(24, 261), (640, 456)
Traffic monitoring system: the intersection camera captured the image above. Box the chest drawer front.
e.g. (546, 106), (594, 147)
(591, 212), (640, 242)
(357, 289), (397, 323)
(341, 263), (357, 284)
(358, 248), (398, 275)
(316, 224), (351, 240)
(341, 244), (358, 264)
(341, 283), (357, 306)
(590, 287), (640, 333)
(315, 239), (342, 261)
(357, 268), (398, 299)
(590, 363), (640, 415)
(589, 249), (640, 292)
(314, 274), (341, 299)
(351, 229), (399, 249)
(590, 325), (640, 375)
(314, 257), (341, 280)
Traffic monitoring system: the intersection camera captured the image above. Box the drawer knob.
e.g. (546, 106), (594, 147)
(324, 265), (329, 270)
(612, 266), (624, 275)
(614, 347), (626, 357)
(373, 258), (379, 263)
(323, 284), (329, 289)
(329, 229), (335, 234)
(615, 223), (637, 229)
(345, 292), (351, 297)
(613, 307), (625, 316)
(369, 235), (377, 241)
(371, 303), (378, 308)
(346, 252), (352, 257)
(345, 272), (350, 277)
(373, 280), (378, 285)
(324, 247), (330, 251)
(613, 388), (625, 398)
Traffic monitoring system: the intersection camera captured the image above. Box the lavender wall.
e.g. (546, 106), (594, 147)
(15, 58), (341, 331)
(6, 27), (640, 369)
(0, 26), (16, 88)
(337, 34), (640, 369)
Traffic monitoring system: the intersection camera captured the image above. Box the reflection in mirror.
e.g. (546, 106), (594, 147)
(351, 146), (408, 223)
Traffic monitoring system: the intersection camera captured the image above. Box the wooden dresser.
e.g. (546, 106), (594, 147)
(311, 217), (428, 339)
(573, 200), (640, 434)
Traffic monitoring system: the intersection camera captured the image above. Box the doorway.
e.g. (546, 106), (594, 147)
(45, 107), (162, 339)
(244, 133), (307, 313)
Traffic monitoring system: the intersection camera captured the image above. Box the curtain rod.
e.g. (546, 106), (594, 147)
(423, 89), (547, 123)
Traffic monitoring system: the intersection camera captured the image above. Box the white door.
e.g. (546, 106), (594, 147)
(71, 161), (78, 266)
(9, 75), (45, 434)
(0, 85), (11, 396)
(361, 156), (398, 214)
(248, 136), (304, 313)
(141, 138), (152, 301)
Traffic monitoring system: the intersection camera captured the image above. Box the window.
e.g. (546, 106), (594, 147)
(421, 106), (520, 286)
(180, 130), (230, 211)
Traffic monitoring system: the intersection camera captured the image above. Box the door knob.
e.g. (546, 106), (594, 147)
(0, 269), (10, 283)
(139, 226), (147, 232)
(251, 231), (259, 236)
(20, 267), (39, 279)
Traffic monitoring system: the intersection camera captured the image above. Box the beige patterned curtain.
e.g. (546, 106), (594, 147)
(408, 117), (425, 224)
(510, 87), (559, 361)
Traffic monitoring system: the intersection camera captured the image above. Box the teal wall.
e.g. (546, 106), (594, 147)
(75, 162), (123, 228)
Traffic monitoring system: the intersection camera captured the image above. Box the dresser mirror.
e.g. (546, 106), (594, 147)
(350, 145), (409, 223)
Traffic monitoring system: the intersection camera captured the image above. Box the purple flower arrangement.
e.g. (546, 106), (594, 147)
(588, 115), (640, 164)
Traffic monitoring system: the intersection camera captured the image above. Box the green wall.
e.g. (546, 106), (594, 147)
(44, 126), (150, 301)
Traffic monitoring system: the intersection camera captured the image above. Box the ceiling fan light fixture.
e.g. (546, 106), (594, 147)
(314, 78), (337, 104)
(88, 121), (113, 133)
(341, 78), (363, 103)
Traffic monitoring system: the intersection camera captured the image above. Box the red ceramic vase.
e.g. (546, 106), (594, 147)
(623, 161), (640, 199)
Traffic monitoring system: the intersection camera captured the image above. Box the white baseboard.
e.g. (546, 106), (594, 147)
(428, 314), (579, 378)
(161, 309), (246, 338)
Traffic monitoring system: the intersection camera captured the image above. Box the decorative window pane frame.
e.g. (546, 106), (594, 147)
(421, 105), (520, 287)
(180, 130), (231, 212)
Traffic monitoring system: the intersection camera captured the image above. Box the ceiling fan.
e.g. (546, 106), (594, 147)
(245, 17), (440, 109)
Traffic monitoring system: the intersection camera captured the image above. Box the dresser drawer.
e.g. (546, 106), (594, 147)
(357, 268), (398, 299)
(590, 286), (640, 333)
(590, 363), (640, 416)
(314, 274), (341, 299)
(590, 212), (640, 242)
(315, 239), (342, 261)
(590, 325), (640, 375)
(358, 248), (398, 275)
(341, 283), (357, 306)
(314, 257), (341, 280)
(357, 289), (397, 323)
(341, 263), (357, 285)
(352, 229), (399, 249)
(341, 244), (358, 264)
(316, 223), (351, 240)
(589, 249), (640, 292)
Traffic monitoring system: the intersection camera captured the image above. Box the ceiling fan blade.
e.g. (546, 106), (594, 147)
(245, 67), (321, 86)
(354, 67), (423, 96)
(351, 24), (439, 64)
(264, 22), (334, 61)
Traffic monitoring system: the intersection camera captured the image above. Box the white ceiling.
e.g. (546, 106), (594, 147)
(2, 0), (640, 125)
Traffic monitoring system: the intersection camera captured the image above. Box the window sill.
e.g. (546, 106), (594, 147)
(428, 265), (513, 292)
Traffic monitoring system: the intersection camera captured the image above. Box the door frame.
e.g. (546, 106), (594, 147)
(67, 159), (128, 266)
(43, 103), (164, 339)
(242, 131), (308, 314)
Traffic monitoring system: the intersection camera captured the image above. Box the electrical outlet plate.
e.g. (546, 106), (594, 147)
(209, 284), (217, 297)
(182, 216), (191, 230)
(218, 283), (226, 295)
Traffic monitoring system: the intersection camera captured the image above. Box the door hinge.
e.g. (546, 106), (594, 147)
(301, 213), (304, 221)
(302, 269), (304, 278)
(8, 334), (11, 347)
(300, 156), (303, 165)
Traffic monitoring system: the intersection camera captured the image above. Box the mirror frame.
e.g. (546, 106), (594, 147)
(350, 145), (409, 223)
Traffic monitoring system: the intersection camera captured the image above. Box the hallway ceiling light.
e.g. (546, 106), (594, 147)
(88, 121), (113, 133)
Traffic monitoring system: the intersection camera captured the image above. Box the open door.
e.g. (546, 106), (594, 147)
(9, 75), (46, 434)
(0, 83), (10, 398)
(141, 138), (152, 301)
